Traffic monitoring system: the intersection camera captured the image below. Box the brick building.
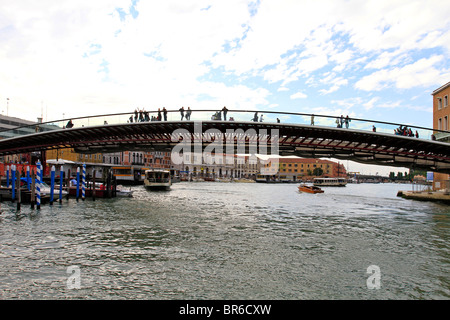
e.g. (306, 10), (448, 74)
(261, 157), (347, 181)
(432, 81), (450, 189)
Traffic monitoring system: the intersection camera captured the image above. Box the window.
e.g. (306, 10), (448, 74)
(438, 98), (442, 110)
(438, 118), (442, 130)
(445, 116), (448, 131)
(445, 96), (448, 108)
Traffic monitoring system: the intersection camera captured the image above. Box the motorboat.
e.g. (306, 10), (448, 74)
(116, 185), (134, 197)
(20, 177), (68, 196)
(298, 184), (324, 194)
(144, 169), (171, 190)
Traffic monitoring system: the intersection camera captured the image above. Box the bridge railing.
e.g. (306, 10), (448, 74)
(0, 109), (442, 142)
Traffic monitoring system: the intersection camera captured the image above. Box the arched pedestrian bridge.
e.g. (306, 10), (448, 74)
(1, 110), (449, 173)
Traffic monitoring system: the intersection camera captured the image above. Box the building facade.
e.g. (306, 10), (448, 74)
(262, 157), (347, 181)
(432, 81), (450, 190)
(433, 81), (450, 141)
(173, 152), (260, 179)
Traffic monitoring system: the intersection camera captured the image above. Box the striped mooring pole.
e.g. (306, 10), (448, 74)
(36, 160), (41, 209)
(59, 165), (64, 204)
(82, 163), (86, 201)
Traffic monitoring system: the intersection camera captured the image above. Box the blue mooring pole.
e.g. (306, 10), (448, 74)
(76, 167), (80, 201)
(11, 165), (16, 201)
(50, 166), (55, 205)
(59, 165), (63, 204)
(26, 166), (30, 191)
(6, 165), (10, 188)
(36, 161), (41, 210)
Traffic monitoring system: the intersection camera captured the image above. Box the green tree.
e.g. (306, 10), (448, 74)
(312, 167), (323, 176)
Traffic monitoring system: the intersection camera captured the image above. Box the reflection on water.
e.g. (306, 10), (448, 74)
(0, 183), (449, 299)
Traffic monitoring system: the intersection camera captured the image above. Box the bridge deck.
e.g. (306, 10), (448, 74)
(1, 120), (449, 173)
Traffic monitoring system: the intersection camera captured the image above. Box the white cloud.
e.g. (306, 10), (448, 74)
(355, 55), (449, 91)
(0, 0), (449, 124)
(318, 72), (348, 94)
(290, 91), (307, 99)
(363, 97), (380, 110)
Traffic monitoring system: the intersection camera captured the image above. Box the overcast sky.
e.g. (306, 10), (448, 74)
(1, 0), (449, 174)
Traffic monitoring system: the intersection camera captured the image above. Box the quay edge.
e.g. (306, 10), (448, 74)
(397, 190), (450, 204)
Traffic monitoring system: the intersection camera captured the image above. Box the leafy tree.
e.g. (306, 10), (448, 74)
(312, 167), (323, 176)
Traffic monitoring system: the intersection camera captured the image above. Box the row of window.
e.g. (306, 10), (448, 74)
(438, 116), (449, 131)
(437, 95), (449, 110)
(280, 168), (331, 173)
(266, 163), (331, 168)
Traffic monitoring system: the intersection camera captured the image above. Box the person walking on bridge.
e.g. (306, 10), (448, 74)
(345, 115), (350, 129)
(222, 106), (228, 121)
(163, 107), (167, 121)
(186, 107), (192, 120)
(179, 106), (185, 120)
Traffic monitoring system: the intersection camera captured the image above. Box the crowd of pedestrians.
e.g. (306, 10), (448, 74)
(395, 125), (419, 138)
(125, 108), (425, 140)
(335, 115), (351, 128)
(128, 108), (169, 122)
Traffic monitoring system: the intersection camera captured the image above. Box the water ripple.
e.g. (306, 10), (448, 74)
(0, 183), (448, 299)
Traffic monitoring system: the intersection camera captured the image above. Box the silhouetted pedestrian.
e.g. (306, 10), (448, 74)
(179, 106), (185, 120)
(222, 106), (228, 121)
(345, 115), (350, 129)
(163, 107), (167, 121)
(186, 107), (192, 120)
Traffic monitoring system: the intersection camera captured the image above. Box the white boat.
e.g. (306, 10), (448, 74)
(313, 177), (347, 187)
(116, 185), (134, 197)
(144, 169), (171, 190)
(40, 181), (69, 196)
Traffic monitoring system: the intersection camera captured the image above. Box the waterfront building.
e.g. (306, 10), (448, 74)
(115, 151), (172, 169)
(174, 152), (260, 179)
(432, 81), (450, 190)
(261, 157), (347, 181)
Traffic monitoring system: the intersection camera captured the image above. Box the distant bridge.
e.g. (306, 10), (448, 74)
(1, 110), (450, 173)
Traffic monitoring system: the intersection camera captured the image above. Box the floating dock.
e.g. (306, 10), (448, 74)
(397, 190), (450, 204)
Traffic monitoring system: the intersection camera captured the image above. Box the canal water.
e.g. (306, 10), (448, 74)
(0, 182), (448, 299)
